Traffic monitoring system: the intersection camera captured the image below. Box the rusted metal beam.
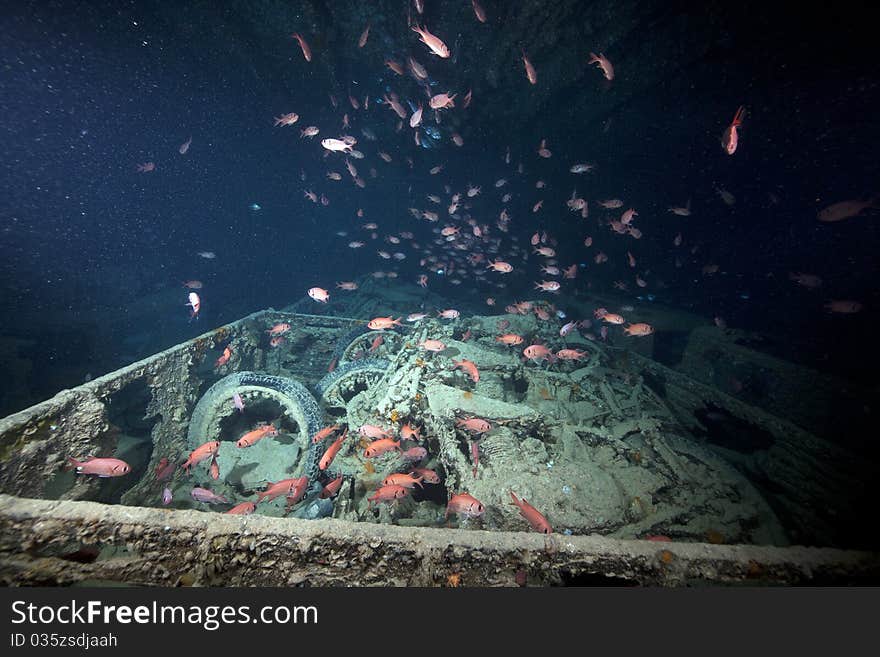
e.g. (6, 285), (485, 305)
(1, 496), (877, 586)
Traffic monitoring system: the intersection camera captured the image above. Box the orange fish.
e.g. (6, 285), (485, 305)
(721, 105), (746, 155)
(308, 287), (330, 303)
(385, 59), (404, 75)
(453, 359), (479, 383)
(226, 501), (257, 515)
(419, 339), (446, 352)
(623, 323), (654, 337)
(215, 345), (232, 368)
(410, 467), (440, 484)
(487, 260), (513, 273)
(523, 344), (552, 361)
(429, 93), (456, 110)
(274, 112), (299, 127)
(509, 492), (552, 534)
(364, 438), (402, 458)
(521, 49), (537, 84)
(587, 52), (614, 81)
(283, 477), (311, 510)
(209, 457), (220, 480)
(236, 424), (279, 448)
(67, 456), (131, 477)
(154, 457), (175, 481)
(266, 323), (291, 336)
(382, 472), (424, 489)
(367, 316), (402, 330)
(496, 334), (524, 346)
(319, 429), (347, 471)
(556, 349), (588, 361)
(471, 0), (487, 22)
(358, 22), (370, 48)
(320, 475), (345, 499)
(411, 24), (450, 58)
(290, 32), (312, 62)
(445, 492), (485, 519)
(368, 484), (409, 506)
(181, 441), (220, 472)
(256, 477), (307, 503)
(312, 424), (341, 444)
(358, 424), (393, 440)
(455, 417), (491, 434)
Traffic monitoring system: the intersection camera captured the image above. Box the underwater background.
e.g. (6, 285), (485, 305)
(1, 1), (879, 551)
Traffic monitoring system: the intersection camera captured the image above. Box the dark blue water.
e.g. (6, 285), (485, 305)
(1, 0), (878, 420)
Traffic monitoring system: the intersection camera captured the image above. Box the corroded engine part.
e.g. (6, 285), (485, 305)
(187, 372), (324, 482)
(327, 319), (787, 545)
(1, 495), (877, 587)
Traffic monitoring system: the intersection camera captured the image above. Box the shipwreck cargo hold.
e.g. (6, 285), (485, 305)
(0, 308), (878, 586)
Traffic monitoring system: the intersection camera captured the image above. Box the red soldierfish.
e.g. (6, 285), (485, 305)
(215, 346), (232, 368)
(284, 477), (310, 509)
(368, 484), (409, 506)
(445, 493), (485, 519)
(456, 417), (491, 434)
(367, 316), (402, 330)
(181, 441), (220, 472)
(453, 359), (479, 383)
(364, 438), (402, 458)
(320, 476), (345, 499)
(290, 33), (312, 62)
(399, 446), (427, 462)
(588, 52), (614, 80)
(256, 477), (307, 503)
(68, 456), (131, 477)
(382, 472), (424, 489)
(154, 457), (176, 481)
(226, 501), (257, 515)
(411, 24), (450, 58)
(236, 424), (279, 448)
(358, 22), (370, 48)
(319, 429), (347, 470)
(312, 424), (341, 444)
(509, 492), (552, 534)
(410, 467), (440, 484)
(721, 106), (746, 155)
(471, 0), (487, 22)
(521, 49), (537, 84)
(358, 424), (393, 440)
